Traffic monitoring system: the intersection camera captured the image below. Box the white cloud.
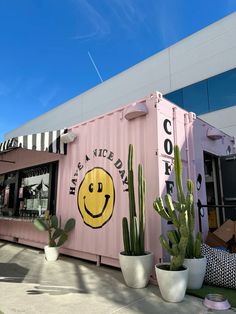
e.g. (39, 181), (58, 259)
(71, 0), (111, 41)
(71, 0), (154, 41)
(108, 0), (152, 35)
(7, 76), (58, 109)
(38, 87), (59, 108)
(154, 1), (181, 47)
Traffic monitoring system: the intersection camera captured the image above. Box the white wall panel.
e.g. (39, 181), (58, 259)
(170, 13), (236, 90)
(200, 106), (236, 140)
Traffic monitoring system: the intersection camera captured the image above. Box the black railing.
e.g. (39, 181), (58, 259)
(197, 199), (236, 232)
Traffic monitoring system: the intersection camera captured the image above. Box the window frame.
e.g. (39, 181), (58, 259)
(0, 161), (58, 218)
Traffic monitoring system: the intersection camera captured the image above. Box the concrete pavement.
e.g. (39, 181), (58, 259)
(0, 240), (235, 314)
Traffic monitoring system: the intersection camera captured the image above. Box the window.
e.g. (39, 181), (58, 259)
(0, 172), (17, 217)
(208, 68), (236, 111)
(183, 80), (209, 114)
(19, 165), (50, 218)
(165, 89), (183, 107)
(165, 68), (236, 115)
(0, 162), (58, 219)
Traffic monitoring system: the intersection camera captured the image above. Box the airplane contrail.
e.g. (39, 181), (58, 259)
(87, 51), (103, 83)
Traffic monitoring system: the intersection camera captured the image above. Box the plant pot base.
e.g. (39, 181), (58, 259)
(119, 252), (154, 288)
(44, 245), (60, 261)
(184, 257), (207, 289)
(155, 263), (189, 302)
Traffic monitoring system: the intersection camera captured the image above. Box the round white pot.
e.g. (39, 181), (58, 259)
(44, 245), (60, 261)
(119, 252), (154, 288)
(155, 263), (189, 302)
(184, 256), (207, 289)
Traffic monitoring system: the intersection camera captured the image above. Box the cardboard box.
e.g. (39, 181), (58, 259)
(205, 232), (228, 248)
(213, 219), (235, 242)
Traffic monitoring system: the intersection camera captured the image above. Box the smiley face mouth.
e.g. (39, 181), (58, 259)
(83, 194), (110, 218)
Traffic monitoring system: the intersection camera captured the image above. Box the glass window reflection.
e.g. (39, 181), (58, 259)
(208, 68), (236, 111)
(19, 165), (49, 217)
(165, 90), (183, 107)
(165, 68), (236, 114)
(183, 80), (209, 115)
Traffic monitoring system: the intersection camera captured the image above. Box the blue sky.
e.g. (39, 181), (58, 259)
(0, 0), (236, 142)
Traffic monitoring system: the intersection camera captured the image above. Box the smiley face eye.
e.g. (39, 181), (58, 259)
(89, 183), (94, 192)
(97, 182), (103, 192)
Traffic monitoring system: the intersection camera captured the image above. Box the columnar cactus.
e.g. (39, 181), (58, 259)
(184, 181), (203, 258)
(153, 145), (199, 270)
(122, 144), (146, 256)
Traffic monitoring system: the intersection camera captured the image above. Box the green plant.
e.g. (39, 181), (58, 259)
(33, 211), (76, 247)
(185, 182), (202, 258)
(153, 145), (201, 270)
(185, 201), (203, 259)
(122, 144), (146, 256)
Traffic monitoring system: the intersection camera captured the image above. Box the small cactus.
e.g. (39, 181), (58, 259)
(34, 210), (76, 247)
(122, 144), (146, 256)
(153, 145), (202, 270)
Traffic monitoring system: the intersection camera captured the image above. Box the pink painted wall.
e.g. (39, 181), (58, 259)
(57, 93), (162, 264)
(0, 92), (234, 266)
(57, 92), (234, 264)
(153, 96), (234, 260)
(0, 147), (62, 173)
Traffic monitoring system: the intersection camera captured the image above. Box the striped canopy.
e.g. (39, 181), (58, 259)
(0, 129), (68, 155)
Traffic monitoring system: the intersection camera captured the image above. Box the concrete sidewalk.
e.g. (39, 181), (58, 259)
(0, 241), (235, 314)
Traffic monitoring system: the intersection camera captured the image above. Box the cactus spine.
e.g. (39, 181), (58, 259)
(153, 145), (195, 270)
(122, 144), (146, 256)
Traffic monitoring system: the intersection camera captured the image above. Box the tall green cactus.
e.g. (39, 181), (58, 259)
(122, 144), (146, 256)
(185, 180), (203, 258)
(153, 145), (196, 270)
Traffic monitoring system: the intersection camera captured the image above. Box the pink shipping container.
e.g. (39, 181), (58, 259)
(0, 92), (234, 266)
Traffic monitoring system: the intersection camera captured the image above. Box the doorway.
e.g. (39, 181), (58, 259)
(203, 152), (222, 231)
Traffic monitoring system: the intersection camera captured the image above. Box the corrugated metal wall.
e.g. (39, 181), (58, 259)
(0, 93), (234, 267)
(57, 94), (162, 264)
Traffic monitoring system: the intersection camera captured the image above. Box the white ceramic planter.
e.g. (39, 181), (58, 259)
(119, 252), (154, 288)
(184, 257), (207, 289)
(44, 245), (60, 261)
(155, 263), (189, 302)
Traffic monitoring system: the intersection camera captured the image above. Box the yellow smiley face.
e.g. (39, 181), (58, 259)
(77, 167), (115, 228)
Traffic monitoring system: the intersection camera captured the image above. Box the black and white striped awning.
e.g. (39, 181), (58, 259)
(0, 129), (68, 155)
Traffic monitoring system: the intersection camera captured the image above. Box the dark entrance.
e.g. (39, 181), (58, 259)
(220, 154), (236, 221)
(203, 152), (222, 230)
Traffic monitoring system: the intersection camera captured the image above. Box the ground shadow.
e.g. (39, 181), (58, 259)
(0, 262), (29, 283)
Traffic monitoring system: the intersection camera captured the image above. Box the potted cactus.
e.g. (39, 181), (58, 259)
(153, 145), (190, 302)
(183, 185), (206, 290)
(33, 210), (76, 261)
(119, 144), (153, 289)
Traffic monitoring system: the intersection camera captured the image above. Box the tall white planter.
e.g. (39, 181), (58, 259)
(184, 257), (207, 289)
(44, 245), (60, 261)
(119, 252), (154, 288)
(155, 263), (189, 302)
